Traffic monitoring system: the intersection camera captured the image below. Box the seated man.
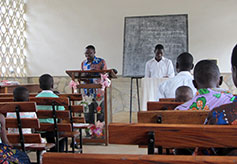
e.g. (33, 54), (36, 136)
(175, 60), (235, 110)
(36, 74), (65, 152)
(175, 86), (193, 102)
(158, 52), (196, 99)
(206, 45), (237, 124)
(200, 45), (237, 155)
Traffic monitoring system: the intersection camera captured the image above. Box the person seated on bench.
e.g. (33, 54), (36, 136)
(0, 113), (31, 164)
(175, 86), (193, 102)
(36, 74), (65, 152)
(199, 45), (237, 155)
(175, 60), (235, 111)
(157, 52), (196, 100)
(7, 86), (37, 134)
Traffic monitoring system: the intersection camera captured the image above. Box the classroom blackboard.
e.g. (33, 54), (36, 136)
(122, 14), (188, 77)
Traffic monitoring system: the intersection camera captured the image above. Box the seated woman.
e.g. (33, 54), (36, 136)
(0, 113), (31, 164)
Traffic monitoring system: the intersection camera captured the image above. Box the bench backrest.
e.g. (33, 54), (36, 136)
(147, 101), (182, 111)
(42, 153), (237, 164)
(0, 93), (38, 97)
(159, 98), (176, 102)
(109, 123), (237, 148)
(0, 102), (37, 114)
(30, 97), (72, 132)
(1, 102), (41, 152)
(138, 110), (208, 124)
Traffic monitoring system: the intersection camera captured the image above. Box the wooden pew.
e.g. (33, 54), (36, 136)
(138, 110), (208, 124)
(30, 97), (80, 153)
(43, 153), (237, 164)
(109, 123), (237, 154)
(147, 101), (182, 111)
(0, 102), (54, 164)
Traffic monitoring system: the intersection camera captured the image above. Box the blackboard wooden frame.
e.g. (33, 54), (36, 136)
(122, 14), (189, 77)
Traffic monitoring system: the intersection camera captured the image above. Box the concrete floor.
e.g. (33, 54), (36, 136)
(29, 111), (146, 162)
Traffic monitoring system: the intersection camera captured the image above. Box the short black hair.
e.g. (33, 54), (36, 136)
(39, 74), (54, 90)
(231, 44), (237, 67)
(177, 52), (193, 71)
(86, 45), (95, 51)
(13, 86), (29, 102)
(194, 60), (220, 85)
(154, 44), (164, 51)
(175, 86), (193, 102)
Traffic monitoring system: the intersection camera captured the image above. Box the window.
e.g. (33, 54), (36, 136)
(0, 0), (26, 77)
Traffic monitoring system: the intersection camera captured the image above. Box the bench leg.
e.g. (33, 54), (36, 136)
(36, 150), (41, 164)
(72, 137), (75, 153)
(65, 137), (68, 152)
(158, 146), (163, 154)
(148, 131), (155, 154)
(80, 129), (83, 153)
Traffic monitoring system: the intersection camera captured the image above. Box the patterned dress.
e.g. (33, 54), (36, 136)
(175, 88), (235, 111)
(0, 143), (30, 164)
(204, 97), (237, 155)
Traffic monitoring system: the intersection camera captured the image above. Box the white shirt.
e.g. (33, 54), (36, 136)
(145, 57), (175, 78)
(157, 71), (197, 100)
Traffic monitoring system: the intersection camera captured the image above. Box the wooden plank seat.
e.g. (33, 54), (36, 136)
(109, 123), (237, 154)
(147, 101), (182, 111)
(2, 102), (54, 164)
(30, 97), (80, 153)
(43, 153), (237, 164)
(138, 110), (208, 124)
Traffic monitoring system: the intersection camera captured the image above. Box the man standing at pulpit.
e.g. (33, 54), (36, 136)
(145, 44), (175, 78)
(81, 45), (107, 130)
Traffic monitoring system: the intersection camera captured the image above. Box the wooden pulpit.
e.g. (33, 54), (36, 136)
(66, 69), (117, 145)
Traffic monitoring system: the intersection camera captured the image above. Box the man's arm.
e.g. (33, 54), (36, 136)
(157, 82), (166, 100)
(167, 60), (175, 78)
(144, 62), (150, 78)
(101, 59), (107, 70)
(81, 61), (84, 70)
(0, 114), (10, 145)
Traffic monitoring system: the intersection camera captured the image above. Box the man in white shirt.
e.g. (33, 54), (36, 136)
(157, 52), (196, 100)
(145, 44), (175, 78)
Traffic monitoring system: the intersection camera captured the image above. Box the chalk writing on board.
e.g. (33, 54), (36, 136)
(123, 14), (188, 77)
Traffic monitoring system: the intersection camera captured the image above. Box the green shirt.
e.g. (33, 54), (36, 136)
(36, 90), (65, 124)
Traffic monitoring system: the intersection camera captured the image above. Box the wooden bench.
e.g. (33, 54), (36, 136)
(147, 101), (182, 111)
(109, 123), (237, 154)
(42, 153), (237, 164)
(138, 110), (208, 124)
(59, 93), (89, 152)
(30, 97), (80, 153)
(0, 102), (54, 164)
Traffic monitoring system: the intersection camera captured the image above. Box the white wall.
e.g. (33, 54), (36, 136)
(25, 0), (237, 76)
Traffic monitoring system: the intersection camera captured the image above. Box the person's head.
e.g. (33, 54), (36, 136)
(85, 45), (96, 62)
(231, 44), (237, 87)
(193, 60), (222, 90)
(39, 74), (54, 90)
(176, 52), (194, 72)
(175, 86), (193, 102)
(13, 86), (29, 102)
(154, 44), (164, 61)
